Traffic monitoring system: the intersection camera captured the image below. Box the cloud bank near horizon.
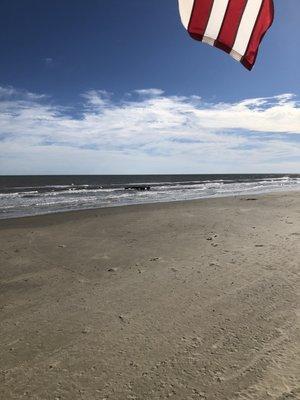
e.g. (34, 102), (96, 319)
(0, 86), (299, 174)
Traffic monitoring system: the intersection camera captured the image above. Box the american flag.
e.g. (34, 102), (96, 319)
(178, 0), (274, 70)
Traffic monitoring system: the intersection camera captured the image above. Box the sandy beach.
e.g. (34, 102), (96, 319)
(0, 191), (299, 400)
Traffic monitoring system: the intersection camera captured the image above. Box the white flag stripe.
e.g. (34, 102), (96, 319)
(230, 49), (243, 62)
(230, 0), (263, 59)
(178, 0), (195, 29)
(203, 0), (230, 45)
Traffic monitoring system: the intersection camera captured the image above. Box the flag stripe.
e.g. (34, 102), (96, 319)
(215, 0), (247, 54)
(188, 0), (214, 41)
(178, 0), (195, 29)
(202, 0), (230, 46)
(242, 0), (274, 70)
(230, 0), (264, 61)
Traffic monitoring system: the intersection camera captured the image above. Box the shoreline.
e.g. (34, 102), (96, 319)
(1, 188), (300, 222)
(1, 191), (299, 399)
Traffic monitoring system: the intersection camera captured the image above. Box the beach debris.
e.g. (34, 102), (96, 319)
(167, 391), (176, 398)
(209, 262), (219, 267)
(207, 233), (218, 241)
(107, 267), (118, 272)
(149, 257), (159, 262)
(244, 198), (258, 201)
(58, 244), (66, 248)
(191, 336), (202, 343)
(192, 388), (205, 397)
(125, 185), (151, 191)
(118, 314), (129, 323)
(255, 244), (264, 247)
(129, 360), (139, 368)
(211, 243), (218, 247)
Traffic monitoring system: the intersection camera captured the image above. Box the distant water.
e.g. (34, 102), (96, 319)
(0, 174), (300, 219)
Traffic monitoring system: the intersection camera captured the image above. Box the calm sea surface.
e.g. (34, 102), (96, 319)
(0, 174), (300, 219)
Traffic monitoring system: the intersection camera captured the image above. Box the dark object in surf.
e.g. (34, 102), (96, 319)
(124, 185), (151, 191)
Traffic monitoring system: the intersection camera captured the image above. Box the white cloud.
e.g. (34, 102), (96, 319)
(0, 86), (46, 101)
(81, 90), (112, 108)
(134, 88), (164, 97)
(44, 57), (53, 66)
(0, 85), (299, 174)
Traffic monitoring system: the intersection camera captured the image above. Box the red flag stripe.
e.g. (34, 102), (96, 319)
(215, 0), (247, 54)
(188, 0), (214, 41)
(242, 0), (274, 70)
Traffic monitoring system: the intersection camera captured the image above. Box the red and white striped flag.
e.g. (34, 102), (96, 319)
(178, 0), (274, 70)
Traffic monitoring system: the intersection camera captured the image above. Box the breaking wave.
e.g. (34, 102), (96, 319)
(0, 174), (300, 219)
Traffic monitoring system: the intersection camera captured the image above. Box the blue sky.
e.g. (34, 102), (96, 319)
(0, 0), (299, 174)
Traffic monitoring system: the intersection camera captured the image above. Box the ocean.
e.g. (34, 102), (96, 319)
(0, 174), (300, 219)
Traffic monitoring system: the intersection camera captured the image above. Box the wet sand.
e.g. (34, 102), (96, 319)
(0, 192), (299, 400)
